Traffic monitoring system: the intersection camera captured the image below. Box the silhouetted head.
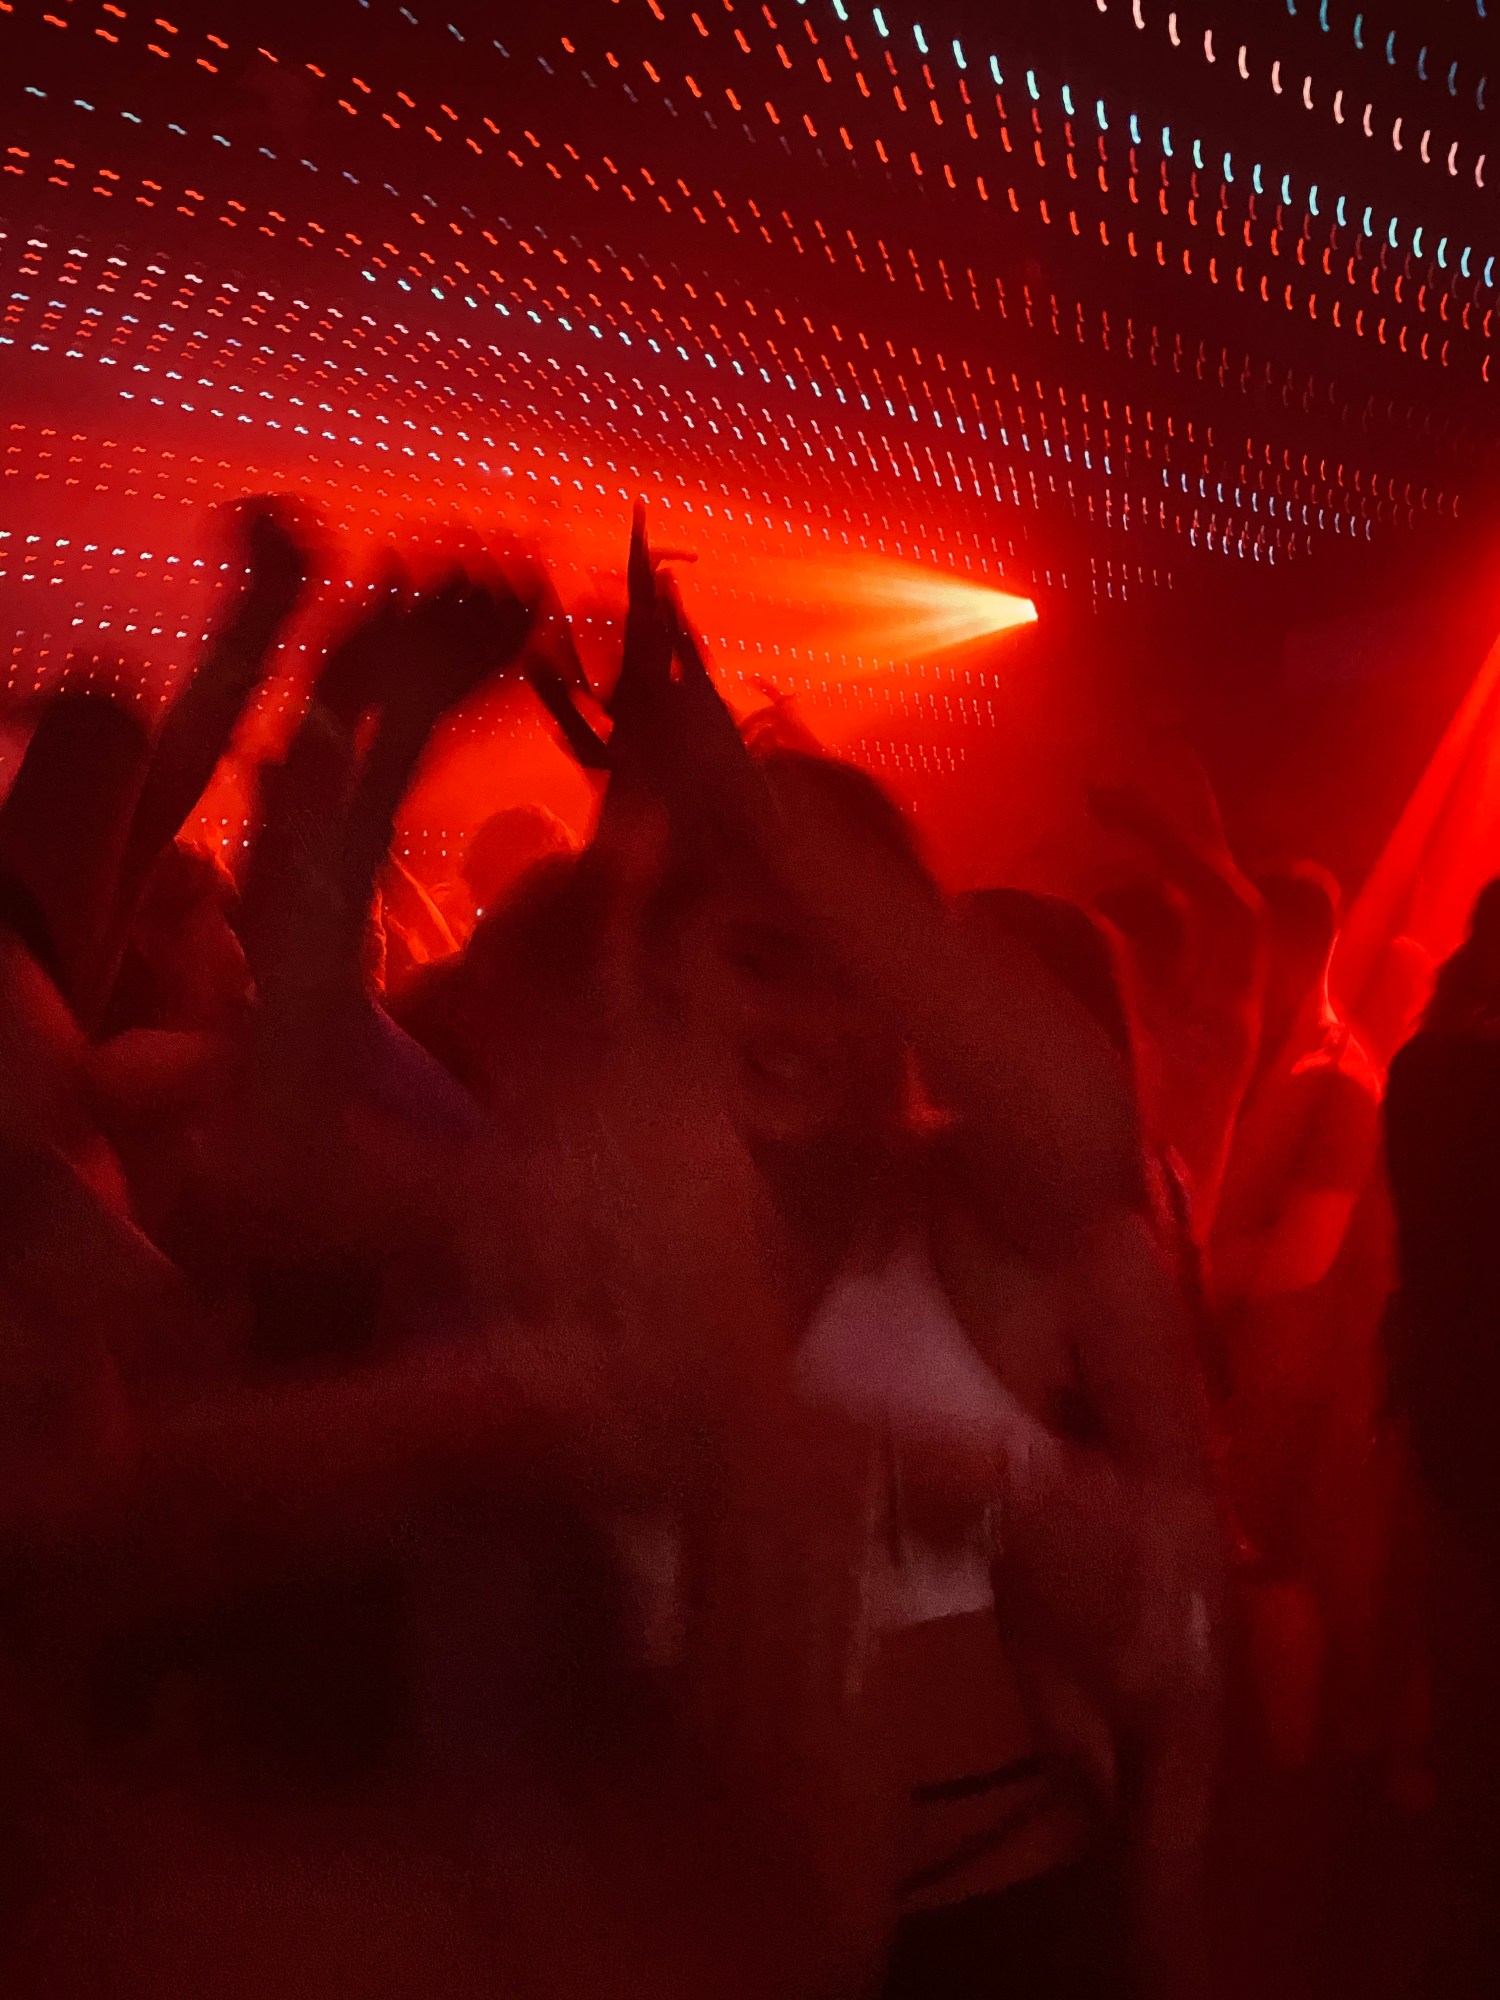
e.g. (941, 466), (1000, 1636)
(644, 751), (927, 1264)
(398, 853), (596, 1110)
(1423, 878), (1500, 1033)
(1466, 878), (1500, 974)
(462, 805), (576, 920)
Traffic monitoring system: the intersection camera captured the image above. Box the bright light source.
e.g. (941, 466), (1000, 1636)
(828, 555), (1038, 656)
(730, 552), (1037, 667)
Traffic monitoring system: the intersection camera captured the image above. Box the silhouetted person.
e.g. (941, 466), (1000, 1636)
(1385, 879), (1500, 1996)
(458, 804), (576, 927)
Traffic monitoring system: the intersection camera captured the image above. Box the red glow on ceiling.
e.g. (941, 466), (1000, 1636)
(1, 0), (1496, 860)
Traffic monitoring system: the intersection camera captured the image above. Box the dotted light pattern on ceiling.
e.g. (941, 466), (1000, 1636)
(1, 0), (1497, 841)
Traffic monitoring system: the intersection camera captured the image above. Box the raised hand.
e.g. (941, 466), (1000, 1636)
(314, 565), (412, 725)
(605, 503), (751, 812)
(609, 500), (677, 731)
(393, 572), (542, 723)
(229, 494), (316, 638)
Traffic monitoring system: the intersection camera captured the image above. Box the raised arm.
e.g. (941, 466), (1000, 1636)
(599, 505), (757, 840)
(331, 580), (541, 970)
(232, 579), (397, 1020)
(117, 499), (313, 916)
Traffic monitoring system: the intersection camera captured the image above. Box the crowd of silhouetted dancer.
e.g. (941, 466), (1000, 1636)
(0, 499), (1496, 1999)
